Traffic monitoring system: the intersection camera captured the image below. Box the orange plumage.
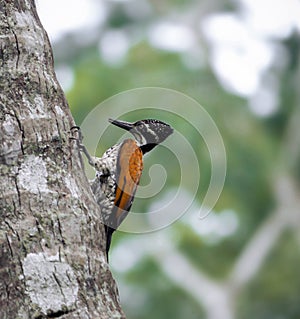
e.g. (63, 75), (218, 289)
(113, 139), (143, 225)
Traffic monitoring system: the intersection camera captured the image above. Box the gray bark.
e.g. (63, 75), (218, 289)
(0, 1), (125, 318)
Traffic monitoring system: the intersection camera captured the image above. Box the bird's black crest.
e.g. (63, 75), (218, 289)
(134, 119), (173, 144)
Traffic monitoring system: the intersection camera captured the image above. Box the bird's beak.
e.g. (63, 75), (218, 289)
(108, 118), (134, 131)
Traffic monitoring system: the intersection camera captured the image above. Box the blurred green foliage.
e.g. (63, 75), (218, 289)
(124, 258), (205, 319)
(238, 230), (300, 319)
(52, 0), (300, 318)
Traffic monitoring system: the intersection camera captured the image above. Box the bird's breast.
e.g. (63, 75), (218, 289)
(117, 139), (144, 184)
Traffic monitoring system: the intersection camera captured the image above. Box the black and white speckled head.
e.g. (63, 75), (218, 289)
(109, 118), (173, 153)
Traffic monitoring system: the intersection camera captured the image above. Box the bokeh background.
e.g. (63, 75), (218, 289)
(36, 1), (300, 318)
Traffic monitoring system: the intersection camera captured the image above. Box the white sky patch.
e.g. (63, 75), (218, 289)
(18, 156), (49, 194)
(240, 0), (300, 38)
(148, 22), (196, 52)
(98, 29), (130, 66)
(22, 252), (78, 315)
(202, 14), (274, 97)
(202, 2), (300, 99)
(36, 0), (106, 42)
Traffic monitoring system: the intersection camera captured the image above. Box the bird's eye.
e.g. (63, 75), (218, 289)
(137, 121), (145, 127)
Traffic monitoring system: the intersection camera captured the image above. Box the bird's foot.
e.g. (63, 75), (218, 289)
(70, 126), (96, 167)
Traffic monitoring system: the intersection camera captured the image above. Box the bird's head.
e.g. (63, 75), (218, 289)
(109, 118), (173, 153)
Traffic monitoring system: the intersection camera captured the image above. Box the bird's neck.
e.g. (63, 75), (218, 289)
(140, 143), (157, 154)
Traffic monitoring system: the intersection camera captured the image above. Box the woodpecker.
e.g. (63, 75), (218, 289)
(76, 118), (173, 259)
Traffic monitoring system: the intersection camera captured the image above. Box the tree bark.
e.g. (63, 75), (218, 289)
(0, 1), (125, 318)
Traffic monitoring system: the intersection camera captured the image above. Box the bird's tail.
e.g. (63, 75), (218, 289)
(105, 225), (114, 262)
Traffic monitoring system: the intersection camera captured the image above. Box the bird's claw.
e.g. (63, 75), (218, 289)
(69, 126), (95, 167)
(70, 126), (84, 144)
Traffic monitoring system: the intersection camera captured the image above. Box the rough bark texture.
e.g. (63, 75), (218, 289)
(0, 1), (125, 318)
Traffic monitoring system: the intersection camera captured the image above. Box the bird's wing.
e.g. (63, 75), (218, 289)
(111, 139), (143, 229)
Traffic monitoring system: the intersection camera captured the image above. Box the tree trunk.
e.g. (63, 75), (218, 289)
(0, 1), (125, 318)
